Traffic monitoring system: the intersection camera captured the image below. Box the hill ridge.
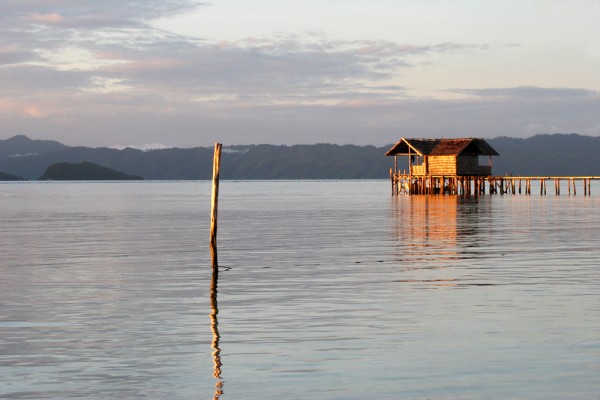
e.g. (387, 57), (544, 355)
(1, 134), (598, 180)
(39, 161), (143, 181)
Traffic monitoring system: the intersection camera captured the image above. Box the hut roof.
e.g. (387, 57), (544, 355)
(385, 138), (499, 157)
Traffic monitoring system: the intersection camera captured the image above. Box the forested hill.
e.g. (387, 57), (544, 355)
(0, 134), (598, 180)
(489, 134), (600, 176)
(39, 162), (143, 181)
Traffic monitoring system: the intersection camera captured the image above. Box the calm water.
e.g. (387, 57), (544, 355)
(1, 180), (599, 399)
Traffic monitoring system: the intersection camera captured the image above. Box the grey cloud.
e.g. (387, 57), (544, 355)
(0, 49), (41, 65)
(0, 65), (92, 94)
(0, 0), (207, 81)
(3, 1), (594, 148)
(450, 86), (598, 99)
(1, 0), (205, 29)
(86, 35), (479, 102)
(1, 0), (499, 106)
(4, 88), (597, 148)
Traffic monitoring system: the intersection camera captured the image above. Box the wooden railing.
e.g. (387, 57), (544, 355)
(411, 165), (425, 175)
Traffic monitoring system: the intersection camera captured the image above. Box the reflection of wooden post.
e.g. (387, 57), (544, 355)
(210, 263), (223, 397)
(210, 143), (222, 268)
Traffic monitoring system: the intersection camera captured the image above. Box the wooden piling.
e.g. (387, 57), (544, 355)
(544, 179), (547, 195)
(210, 143), (222, 268)
(588, 179), (591, 195)
(389, 173), (596, 197)
(540, 179), (546, 195)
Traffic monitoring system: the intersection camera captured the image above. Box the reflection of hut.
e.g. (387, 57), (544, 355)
(386, 138), (499, 195)
(391, 196), (489, 283)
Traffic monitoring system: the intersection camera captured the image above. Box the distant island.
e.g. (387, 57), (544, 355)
(0, 171), (25, 181)
(39, 162), (143, 181)
(1, 133), (599, 180)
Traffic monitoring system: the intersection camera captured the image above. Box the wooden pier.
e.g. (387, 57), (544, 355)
(385, 137), (598, 196)
(391, 172), (599, 196)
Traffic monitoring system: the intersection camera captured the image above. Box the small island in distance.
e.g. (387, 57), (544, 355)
(39, 162), (143, 181)
(0, 171), (26, 181)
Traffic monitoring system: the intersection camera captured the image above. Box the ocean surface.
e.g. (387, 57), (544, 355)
(1, 180), (599, 399)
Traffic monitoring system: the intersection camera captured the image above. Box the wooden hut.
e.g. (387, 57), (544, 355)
(386, 138), (499, 176)
(386, 138), (499, 195)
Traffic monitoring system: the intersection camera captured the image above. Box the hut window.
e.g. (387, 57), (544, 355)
(411, 155), (423, 165)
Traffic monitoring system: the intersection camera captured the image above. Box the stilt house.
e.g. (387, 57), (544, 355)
(386, 138), (499, 177)
(386, 137), (597, 196)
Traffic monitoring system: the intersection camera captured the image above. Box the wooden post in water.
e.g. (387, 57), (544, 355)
(588, 179), (591, 195)
(540, 179), (545, 195)
(210, 143), (222, 268)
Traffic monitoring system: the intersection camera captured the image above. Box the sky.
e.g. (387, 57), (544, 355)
(1, 0), (599, 148)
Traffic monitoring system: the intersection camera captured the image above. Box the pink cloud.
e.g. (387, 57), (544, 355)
(102, 58), (186, 74)
(24, 106), (46, 117)
(24, 12), (65, 25)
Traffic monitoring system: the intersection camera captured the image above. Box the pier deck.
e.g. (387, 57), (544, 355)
(391, 173), (600, 196)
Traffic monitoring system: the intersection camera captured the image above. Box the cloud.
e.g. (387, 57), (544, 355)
(4, 86), (597, 147)
(1, 9), (493, 110)
(449, 86), (598, 99)
(3, 1), (205, 29)
(24, 106), (46, 118)
(24, 12), (65, 25)
(0, 0), (505, 109)
(111, 143), (170, 151)
(0, 1), (597, 147)
(0, 48), (41, 65)
(0, 65), (92, 94)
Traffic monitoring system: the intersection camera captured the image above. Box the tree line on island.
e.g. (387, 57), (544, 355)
(0, 133), (599, 181)
(40, 162), (143, 181)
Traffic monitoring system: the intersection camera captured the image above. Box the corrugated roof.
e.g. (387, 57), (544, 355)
(385, 138), (499, 156)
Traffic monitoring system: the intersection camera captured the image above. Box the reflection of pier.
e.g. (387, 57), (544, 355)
(391, 195), (489, 268)
(210, 266), (223, 399)
(393, 196), (460, 249)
